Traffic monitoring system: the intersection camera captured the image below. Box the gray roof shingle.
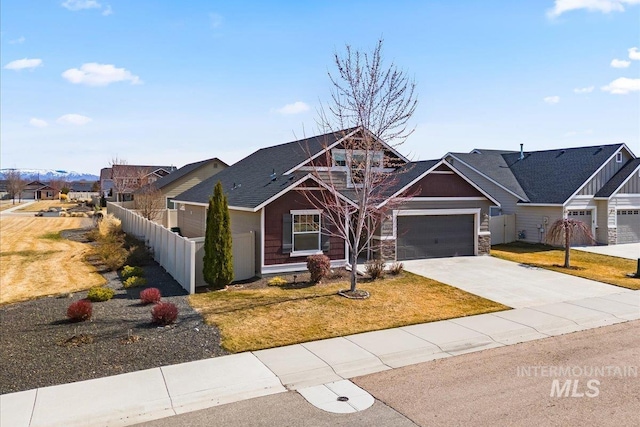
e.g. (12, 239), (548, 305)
(149, 158), (227, 190)
(452, 144), (626, 204)
(595, 158), (640, 198)
(174, 130), (354, 208)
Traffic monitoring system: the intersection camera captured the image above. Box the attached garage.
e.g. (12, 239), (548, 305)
(617, 209), (640, 243)
(396, 210), (478, 260)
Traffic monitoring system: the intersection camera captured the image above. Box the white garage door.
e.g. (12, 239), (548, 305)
(617, 210), (640, 244)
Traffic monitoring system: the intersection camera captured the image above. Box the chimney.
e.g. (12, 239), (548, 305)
(520, 143), (524, 160)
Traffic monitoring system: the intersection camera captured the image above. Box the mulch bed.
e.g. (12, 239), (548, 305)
(0, 230), (227, 395)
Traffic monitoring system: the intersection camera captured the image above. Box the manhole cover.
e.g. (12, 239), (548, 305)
(337, 396), (349, 402)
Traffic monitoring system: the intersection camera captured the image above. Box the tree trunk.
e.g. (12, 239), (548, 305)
(564, 226), (570, 268)
(350, 250), (358, 292)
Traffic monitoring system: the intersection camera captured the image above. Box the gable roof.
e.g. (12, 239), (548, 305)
(594, 158), (640, 198)
(447, 151), (528, 201)
(110, 164), (177, 178)
(450, 143), (628, 204)
(173, 130), (357, 209)
(148, 158), (227, 190)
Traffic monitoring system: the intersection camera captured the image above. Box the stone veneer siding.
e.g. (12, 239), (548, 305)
(607, 228), (617, 245)
(478, 234), (491, 255)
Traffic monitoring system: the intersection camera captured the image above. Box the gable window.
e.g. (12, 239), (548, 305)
(489, 206), (501, 217)
(167, 198), (175, 209)
(615, 152), (623, 163)
(332, 149), (384, 187)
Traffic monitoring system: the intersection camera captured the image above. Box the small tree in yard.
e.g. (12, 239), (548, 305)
(6, 169), (26, 204)
(545, 217), (595, 268)
(203, 181), (233, 289)
(303, 39), (418, 296)
(134, 184), (164, 221)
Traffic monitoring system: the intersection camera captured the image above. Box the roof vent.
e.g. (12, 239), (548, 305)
(556, 150), (566, 158)
(519, 144), (524, 160)
(270, 169), (277, 181)
(232, 182), (241, 190)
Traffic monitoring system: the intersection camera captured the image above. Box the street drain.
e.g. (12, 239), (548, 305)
(337, 396), (349, 402)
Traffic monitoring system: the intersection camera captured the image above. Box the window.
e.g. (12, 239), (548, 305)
(167, 198), (175, 209)
(616, 152), (623, 163)
(332, 149), (384, 187)
(489, 206), (501, 217)
(292, 212), (321, 253)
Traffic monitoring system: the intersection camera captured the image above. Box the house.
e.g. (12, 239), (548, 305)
(100, 164), (177, 201)
(68, 181), (99, 200)
(444, 143), (639, 245)
(173, 128), (499, 277)
(21, 181), (59, 200)
(138, 158), (228, 209)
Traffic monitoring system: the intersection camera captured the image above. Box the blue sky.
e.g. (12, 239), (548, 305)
(1, 0), (639, 175)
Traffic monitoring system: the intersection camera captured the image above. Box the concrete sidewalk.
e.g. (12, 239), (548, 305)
(573, 243), (639, 260)
(2, 290), (638, 427)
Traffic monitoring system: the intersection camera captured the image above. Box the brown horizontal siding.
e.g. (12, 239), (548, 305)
(409, 168), (485, 197)
(263, 186), (345, 266)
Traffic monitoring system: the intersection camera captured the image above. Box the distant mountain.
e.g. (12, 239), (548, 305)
(0, 169), (99, 182)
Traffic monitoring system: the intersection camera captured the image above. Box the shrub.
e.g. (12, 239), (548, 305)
(126, 244), (152, 266)
(365, 259), (386, 280)
(67, 299), (92, 322)
(307, 254), (331, 283)
(98, 213), (122, 237)
(60, 194), (69, 201)
(140, 287), (161, 304)
(123, 276), (147, 289)
(151, 302), (178, 325)
(389, 261), (404, 276)
(122, 265), (144, 279)
(267, 276), (287, 286)
(100, 245), (128, 271)
(87, 286), (115, 302)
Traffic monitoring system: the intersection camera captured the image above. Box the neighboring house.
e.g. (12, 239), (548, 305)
(21, 181), (59, 200)
(444, 143), (639, 245)
(68, 181), (100, 200)
(173, 128), (499, 277)
(138, 157), (228, 209)
(0, 180), (9, 199)
(100, 164), (177, 201)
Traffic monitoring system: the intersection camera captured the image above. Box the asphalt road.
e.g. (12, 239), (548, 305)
(138, 321), (640, 427)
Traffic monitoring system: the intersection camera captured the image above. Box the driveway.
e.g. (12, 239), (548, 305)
(403, 256), (626, 308)
(573, 243), (639, 260)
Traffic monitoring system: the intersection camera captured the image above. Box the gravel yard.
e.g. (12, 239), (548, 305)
(0, 248), (227, 394)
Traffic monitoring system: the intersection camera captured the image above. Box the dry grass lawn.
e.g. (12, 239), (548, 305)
(0, 200), (25, 212)
(189, 273), (509, 353)
(0, 216), (105, 304)
(492, 243), (639, 290)
(16, 200), (69, 212)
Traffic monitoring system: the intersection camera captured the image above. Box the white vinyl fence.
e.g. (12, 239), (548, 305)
(490, 214), (516, 245)
(107, 202), (196, 294)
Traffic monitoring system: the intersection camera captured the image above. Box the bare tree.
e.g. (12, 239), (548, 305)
(303, 39), (418, 295)
(134, 183), (165, 221)
(545, 216), (595, 268)
(109, 157), (130, 202)
(48, 178), (67, 200)
(6, 169), (26, 204)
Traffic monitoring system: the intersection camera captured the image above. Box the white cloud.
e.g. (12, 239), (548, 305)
(102, 5), (112, 16)
(56, 114), (92, 125)
(275, 101), (310, 115)
(601, 77), (640, 94)
(573, 86), (594, 94)
(4, 58), (42, 70)
(61, 0), (101, 11)
(543, 96), (560, 104)
(8, 36), (25, 44)
(62, 63), (141, 86)
(629, 47), (640, 60)
(547, 0), (640, 18)
(210, 13), (223, 29)
(29, 118), (48, 128)
(611, 58), (631, 68)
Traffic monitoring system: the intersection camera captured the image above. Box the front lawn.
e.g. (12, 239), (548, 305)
(492, 243), (639, 290)
(189, 272), (509, 353)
